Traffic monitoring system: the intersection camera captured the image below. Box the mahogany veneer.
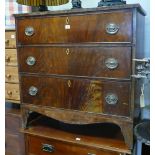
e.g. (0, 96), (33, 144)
(15, 4), (146, 151)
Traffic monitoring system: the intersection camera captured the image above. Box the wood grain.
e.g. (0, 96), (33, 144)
(5, 83), (20, 101)
(5, 49), (18, 66)
(18, 46), (131, 79)
(20, 75), (131, 117)
(5, 66), (19, 83)
(16, 10), (132, 44)
(5, 31), (16, 48)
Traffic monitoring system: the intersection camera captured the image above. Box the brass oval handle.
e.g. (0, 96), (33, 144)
(5, 39), (9, 44)
(6, 74), (11, 78)
(7, 91), (12, 95)
(42, 144), (55, 153)
(87, 153), (96, 155)
(5, 56), (11, 62)
(26, 56), (36, 66)
(105, 93), (118, 105)
(25, 26), (35, 36)
(105, 58), (118, 70)
(106, 23), (119, 35)
(29, 86), (38, 96)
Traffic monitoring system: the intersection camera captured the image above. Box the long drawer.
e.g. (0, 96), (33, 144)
(16, 10), (132, 44)
(5, 49), (18, 66)
(5, 83), (20, 101)
(21, 75), (131, 117)
(27, 135), (123, 155)
(18, 46), (131, 79)
(5, 66), (19, 83)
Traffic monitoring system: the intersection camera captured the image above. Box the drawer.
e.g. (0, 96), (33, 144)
(5, 66), (19, 83)
(16, 10), (132, 44)
(5, 113), (21, 134)
(21, 75), (130, 117)
(5, 49), (18, 66)
(18, 46), (131, 79)
(5, 83), (20, 101)
(27, 135), (122, 155)
(5, 31), (16, 48)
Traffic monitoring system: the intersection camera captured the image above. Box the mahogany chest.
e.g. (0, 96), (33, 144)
(14, 4), (146, 153)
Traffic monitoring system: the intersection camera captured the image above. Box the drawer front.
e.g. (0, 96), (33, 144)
(5, 83), (20, 101)
(27, 135), (121, 155)
(5, 31), (16, 48)
(5, 114), (21, 134)
(5, 49), (18, 66)
(16, 11), (132, 44)
(21, 76), (130, 117)
(18, 47), (131, 79)
(5, 66), (19, 83)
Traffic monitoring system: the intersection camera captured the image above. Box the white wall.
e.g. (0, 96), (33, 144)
(49, 0), (150, 57)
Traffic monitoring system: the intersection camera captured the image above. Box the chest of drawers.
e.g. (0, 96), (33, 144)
(15, 4), (146, 151)
(5, 30), (20, 104)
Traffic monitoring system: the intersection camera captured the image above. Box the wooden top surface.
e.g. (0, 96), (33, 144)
(22, 116), (131, 154)
(14, 4), (146, 18)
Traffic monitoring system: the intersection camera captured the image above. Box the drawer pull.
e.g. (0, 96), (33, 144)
(26, 56), (36, 66)
(7, 91), (12, 95)
(29, 86), (38, 96)
(105, 93), (118, 105)
(25, 26), (35, 36)
(88, 153), (96, 155)
(6, 74), (11, 78)
(5, 56), (11, 62)
(5, 39), (9, 44)
(42, 144), (55, 153)
(106, 23), (119, 35)
(105, 58), (118, 69)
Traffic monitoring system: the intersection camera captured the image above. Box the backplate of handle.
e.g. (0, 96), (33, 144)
(28, 86), (38, 96)
(105, 58), (118, 69)
(42, 144), (55, 153)
(105, 93), (118, 105)
(106, 23), (119, 35)
(25, 26), (35, 36)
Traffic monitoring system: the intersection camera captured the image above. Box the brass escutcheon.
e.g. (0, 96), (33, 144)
(66, 48), (70, 55)
(67, 80), (71, 87)
(66, 17), (69, 24)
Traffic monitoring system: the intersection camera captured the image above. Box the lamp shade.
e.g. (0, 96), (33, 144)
(16, 0), (69, 6)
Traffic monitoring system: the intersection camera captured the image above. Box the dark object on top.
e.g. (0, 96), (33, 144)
(72, 0), (82, 9)
(98, 0), (126, 7)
